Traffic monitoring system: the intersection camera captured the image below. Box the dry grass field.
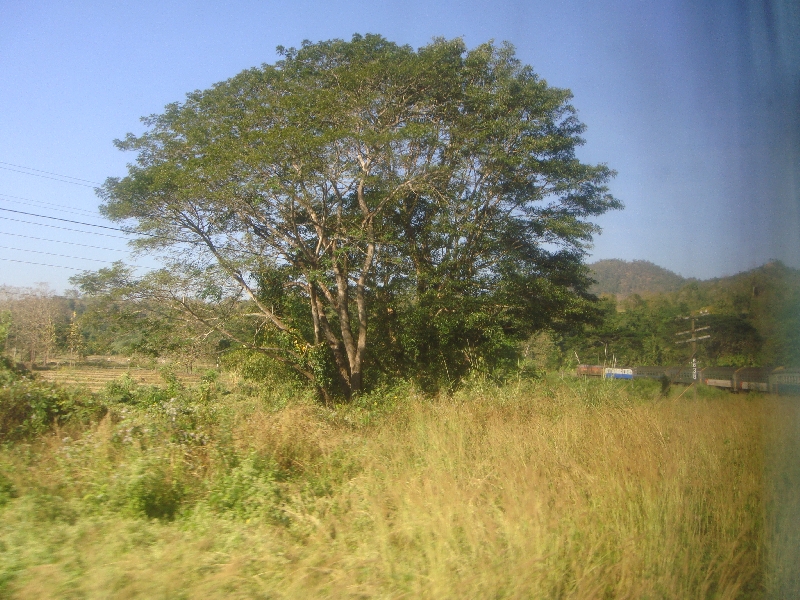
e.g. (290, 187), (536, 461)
(0, 375), (798, 598)
(34, 356), (211, 391)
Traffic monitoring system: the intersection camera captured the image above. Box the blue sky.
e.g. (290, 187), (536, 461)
(1, 0), (798, 291)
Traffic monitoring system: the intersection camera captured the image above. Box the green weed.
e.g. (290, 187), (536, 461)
(0, 374), (788, 598)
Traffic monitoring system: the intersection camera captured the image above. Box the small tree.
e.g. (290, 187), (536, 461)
(67, 311), (85, 366)
(90, 35), (620, 398)
(0, 285), (62, 368)
(0, 310), (10, 348)
(70, 263), (221, 369)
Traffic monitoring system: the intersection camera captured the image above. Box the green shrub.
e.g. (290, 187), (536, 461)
(111, 457), (185, 520)
(20, 492), (77, 524)
(198, 369), (221, 402)
(104, 373), (172, 406)
(0, 472), (16, 507)
(0, 368), (101, 440)
(104, 373), (139, 404)
(206, 455), (285, 523)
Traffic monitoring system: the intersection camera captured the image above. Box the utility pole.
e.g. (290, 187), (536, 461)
(675, 311), (711, 400)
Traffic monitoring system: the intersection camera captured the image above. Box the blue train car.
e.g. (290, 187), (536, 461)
(604, 367), (633, 380)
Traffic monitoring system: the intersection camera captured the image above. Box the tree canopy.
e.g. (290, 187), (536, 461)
(90, 34), (621, 398)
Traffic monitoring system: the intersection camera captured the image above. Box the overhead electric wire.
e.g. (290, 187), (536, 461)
(0, 161), (102, 187)
(0, 230), (126, 252)
(0, 201), (267, 261)
(0, 192), (101, 219)
(0, 206), (203, 247)
(0, 161), (101, 185)
(0, 244), (138, 265)
(0, 165), (98, 188)
(0, 207), (262, 257)
(0, 206), (135, 234)
(0, 215), (132, 239)
(0, 162), (251, 270)
(0, 213), (213, 249)
(0, 257), (88, 271)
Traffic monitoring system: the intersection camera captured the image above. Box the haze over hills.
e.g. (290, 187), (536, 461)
(589, 259), (693, 296)
(589, 259), (800, 299)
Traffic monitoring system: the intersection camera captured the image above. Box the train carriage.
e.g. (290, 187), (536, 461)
(576, 364), (604, 377)
(632, 366), (667, 379)
(575, 363), (799, 395)
(604, 367), (633, 379)
(666, 366), (696, 385)
(769, 368), (800, 395)
(733, 367), (771, 392)
(700, 367), (736, 389)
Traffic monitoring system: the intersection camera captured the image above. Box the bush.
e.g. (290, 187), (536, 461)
(104, 370), (187, 407)
(0, 471), (16, 507)
(206, 455), (285, 522)
(0, 362), (101, 440)
(111, 456), (185, 520)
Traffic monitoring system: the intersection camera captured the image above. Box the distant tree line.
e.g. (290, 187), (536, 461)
(1, 259), (796, 386)
(553, 261), (800, 369)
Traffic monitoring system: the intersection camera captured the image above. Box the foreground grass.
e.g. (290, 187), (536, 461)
(0, 375), (794, 598)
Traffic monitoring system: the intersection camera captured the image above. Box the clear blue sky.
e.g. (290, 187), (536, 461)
(1, 0), (798, 291)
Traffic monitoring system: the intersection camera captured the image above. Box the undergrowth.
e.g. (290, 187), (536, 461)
(0, 362), (794, 598)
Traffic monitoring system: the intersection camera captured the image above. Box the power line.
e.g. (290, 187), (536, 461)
(0, 244), (136, 265)
(0, 230), (126, 252)
(0, 215), (131, 239)
(0, 206), (131, 233)
(0, 214), (206, 249)
(0, 165), (98, 188)
(0, 192), (101, 219)
(0, 206), (199, 246)
(0, 207), (262, 258)
(0, 207), (260, 256)
(0, 257), (88, 271)
(0, 161), (102, 186)
(0, 163), (258, 256)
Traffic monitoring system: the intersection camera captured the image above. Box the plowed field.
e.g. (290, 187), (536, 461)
(35, 358), (209, 391)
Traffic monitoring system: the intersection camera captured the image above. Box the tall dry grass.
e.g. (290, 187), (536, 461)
(1, 378), (792, 598)
(255, 383), (766, 598)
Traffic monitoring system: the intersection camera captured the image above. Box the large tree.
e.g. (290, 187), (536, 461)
(94, 35), (620, 398)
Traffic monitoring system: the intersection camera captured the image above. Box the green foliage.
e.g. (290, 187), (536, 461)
(565, 261), (800, 368)
(0, 311), (10, 346)
(103, 373), (177, 406)
(0, 361), (102, 440)
(71, 262), (219, 366)
(111, 456), (185, 520)
(0, 472), (16, 507)
(88, 34), (620, 398)
(558, 294), (764, 368)
(223, 348), (301, 388)
(206, 455), (285, 523)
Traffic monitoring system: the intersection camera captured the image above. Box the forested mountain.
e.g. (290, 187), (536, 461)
(589, 259), (690, 296)
(566, 260), (800, 368)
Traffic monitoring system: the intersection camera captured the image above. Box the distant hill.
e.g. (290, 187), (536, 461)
(580, 259), (800, 367)
(589, 259), (690, 296)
